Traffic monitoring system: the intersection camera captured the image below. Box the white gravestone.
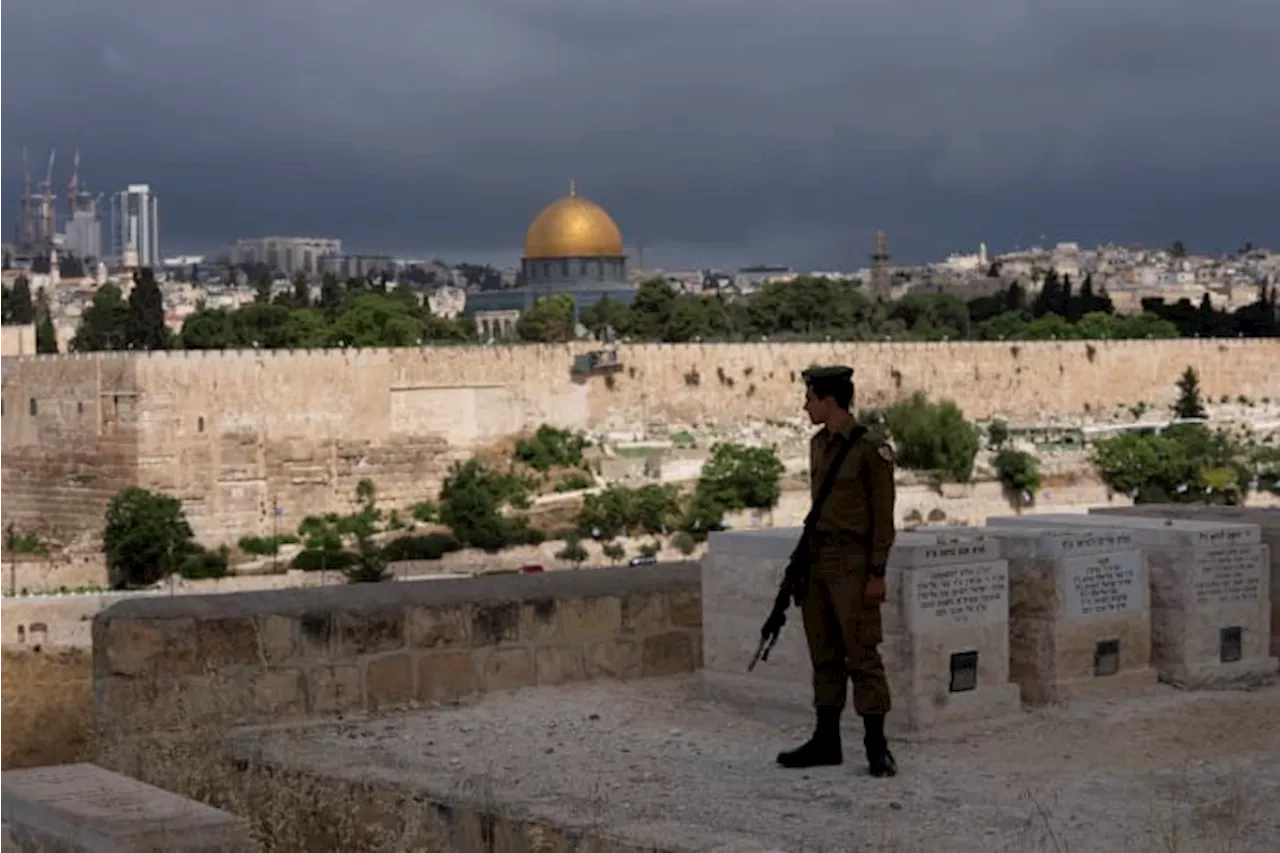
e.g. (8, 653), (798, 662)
(919, 525), (1157, 704)
(700, 528), (1021, 733)
(1091, 505), (1280, 658)
(989, 513), (1277, 688)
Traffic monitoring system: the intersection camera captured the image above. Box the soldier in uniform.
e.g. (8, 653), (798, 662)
(776, 365), (897, 777)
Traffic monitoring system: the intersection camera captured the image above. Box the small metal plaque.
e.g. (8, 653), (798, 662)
(1094, 639), (1120, 677)
(949, 650), (979, 693)
(1220, 627), (1243, 663)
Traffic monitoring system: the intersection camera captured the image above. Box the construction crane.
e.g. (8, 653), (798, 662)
(67, 148), (80, 223)
(20, 147), (33, 247)
(40, 149), (57, 247)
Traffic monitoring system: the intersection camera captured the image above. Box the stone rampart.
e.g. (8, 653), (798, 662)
(92, 563), (702, 774)
(6, 339), (1278, 541)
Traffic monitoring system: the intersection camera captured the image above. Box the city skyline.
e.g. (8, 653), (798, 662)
(3, 1), (1278, 269)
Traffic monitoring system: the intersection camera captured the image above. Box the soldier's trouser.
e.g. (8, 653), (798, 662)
(800, 567), (892, 716)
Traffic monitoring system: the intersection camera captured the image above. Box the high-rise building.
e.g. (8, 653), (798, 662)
(63, 194), (103, 262)
(233, 236), (342, 277)
(109, 184), (161, 269)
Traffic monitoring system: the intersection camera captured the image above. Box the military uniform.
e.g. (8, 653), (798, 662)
(804, 417), (896, 715)
(777, 365), (898, 777)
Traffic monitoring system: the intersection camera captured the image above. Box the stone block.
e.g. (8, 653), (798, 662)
(667, 586), (702, 628)
(334, 609), (405, 657)
(1, 762), (258, 852)
(366, 654), (414, 709)
(701, 528), (1020, 731)
(471, 602), (521, 646)
(519, 599), (559, 643)
(250, 668), (306, 717)
(585, 637), (642, 679)
(104, 618), (198, 678)
(309, 665), (362, 714)
(534, 645), (587, 685)
(918, 524), (1157, 704)
(621, 590), (668, 634)
(1091, 505), (1280, 657)
(196, 618), (260, 669)
(256, 614), (297, 663)
(641, 631), (697, 676)
(407, 604), (471, 649)
(417, 652), (478, 703)
(991, 513), (1278, 687)
(555, 596), (623, 642)
(481, 647), (535, 692)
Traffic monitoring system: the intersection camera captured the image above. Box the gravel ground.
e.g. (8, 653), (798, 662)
(231, 675), (1280, 853)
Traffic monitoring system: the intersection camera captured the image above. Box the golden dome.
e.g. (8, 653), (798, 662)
(523, 181), (625, 260)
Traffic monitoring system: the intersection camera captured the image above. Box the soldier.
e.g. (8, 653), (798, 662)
(776, 365), (897, 777)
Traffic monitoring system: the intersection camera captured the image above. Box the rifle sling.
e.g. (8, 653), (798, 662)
(798, 426), (863, 548)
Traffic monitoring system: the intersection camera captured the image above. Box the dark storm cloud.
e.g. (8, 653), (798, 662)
(4, 0), (1278, 266)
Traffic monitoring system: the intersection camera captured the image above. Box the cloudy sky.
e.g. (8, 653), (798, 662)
(3, 0), (1278, 268)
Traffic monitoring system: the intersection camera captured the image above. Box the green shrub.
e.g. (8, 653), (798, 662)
(238, 534), (300, 556)
(987, 419), (1010, 450)
(555, 536), (589, 566)
(179, 547), (230, 580)
(672, 530), (697, 556)
(380, 533), (462, 562)
(514, 424), (587, 472)
(993, 449), (1042, 506)
(291, 548), (355, 572)
(883, 391), (981, 482)
(576, 484), (682, 539)
(553, 473), (594, 493)
(602, 541), (627, 563)
(410, 501), (438, 523)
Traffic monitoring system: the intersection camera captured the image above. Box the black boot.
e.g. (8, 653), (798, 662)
(862, 714), (897, 778)
(777, 706), (843, 768)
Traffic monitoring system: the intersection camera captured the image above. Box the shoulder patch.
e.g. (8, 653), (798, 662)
(877, 443), (895, 462)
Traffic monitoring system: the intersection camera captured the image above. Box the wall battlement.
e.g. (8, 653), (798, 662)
(1, 336), (1273, 365)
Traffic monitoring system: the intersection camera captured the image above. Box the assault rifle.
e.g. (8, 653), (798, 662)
(748, 428), (861, 671)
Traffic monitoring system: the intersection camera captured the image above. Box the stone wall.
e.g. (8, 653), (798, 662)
(1, 355), (140, 535)
(6, 338), (1278, 542)
(1, 323), (37, 356)
(92, 563), (702, 764)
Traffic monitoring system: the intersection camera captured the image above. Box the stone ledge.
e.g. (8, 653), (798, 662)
(94, 561), (700, 623)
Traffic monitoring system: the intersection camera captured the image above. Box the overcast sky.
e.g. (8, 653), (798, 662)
(4, 0), (1278, 268)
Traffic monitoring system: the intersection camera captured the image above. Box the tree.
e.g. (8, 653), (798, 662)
(126, 268), (169, 350)
(695, 443), (785, 513)
(438, 459), (535, 550)
(516, 294), (576, 342)
(35, 315), (57, 354)
(986, 420), (1010, 450)
(602, 541), (627, 564)
(103, 487), (196, 588)
(71, 283), (130, 351)
(555, 535), (589, 567)
(344, 527), (390, 583)
(1173, 366), (1207, 420)
(6, 276), (35, 324)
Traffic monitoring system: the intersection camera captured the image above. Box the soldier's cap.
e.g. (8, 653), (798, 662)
(801, 365), (854, 383)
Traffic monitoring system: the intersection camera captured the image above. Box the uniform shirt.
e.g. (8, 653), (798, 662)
(809, 420), (897, 575)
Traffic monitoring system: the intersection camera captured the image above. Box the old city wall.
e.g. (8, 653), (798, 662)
(1, 355), (140, 535)
(3, 338), (1278, 544)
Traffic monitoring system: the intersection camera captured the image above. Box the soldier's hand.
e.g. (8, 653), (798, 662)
(864, 575), (886, 606)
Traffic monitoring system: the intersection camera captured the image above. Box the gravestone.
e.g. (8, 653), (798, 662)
(1090, 505), (1280, 657)
(701, 527), (1021, 732)
(988, 513), (1277, 688)
(1, 763), (258, 852)
(917, 524), (1157, 704)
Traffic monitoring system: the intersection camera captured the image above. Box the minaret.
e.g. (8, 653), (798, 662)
(870, 231), (891, 299)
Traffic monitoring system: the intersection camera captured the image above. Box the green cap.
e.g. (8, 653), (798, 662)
(801, 365), (854, 383)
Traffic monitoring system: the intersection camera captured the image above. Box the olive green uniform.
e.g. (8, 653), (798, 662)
(802, 420), (896, 715)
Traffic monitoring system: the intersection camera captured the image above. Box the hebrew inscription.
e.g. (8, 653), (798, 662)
(1193, 545), (1264, 607)
(1062, 550), (1144, 619)
(909, 560), (1007, 630)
